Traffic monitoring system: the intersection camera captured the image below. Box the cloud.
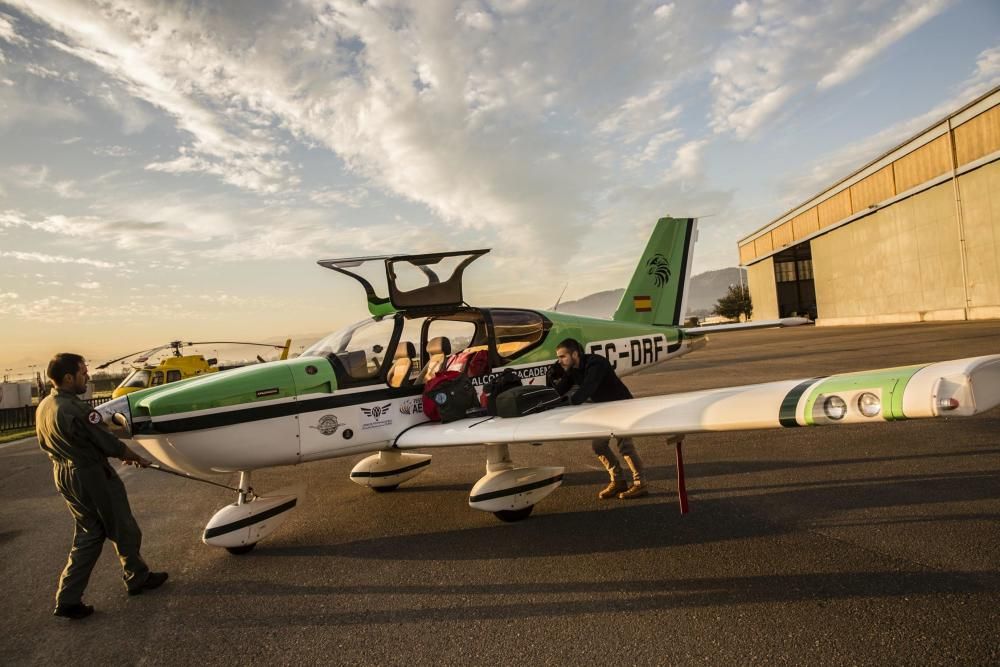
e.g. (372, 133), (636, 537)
(665, 139), (708, 182)
(954, 45), (1000, 102)
(456, 2), (495, 31)
(0, 12), (28, 46)
(653, 4), (675, 22)
(0, 0), (977, 298)
(0, 206), (193, 253)
(25, 62), (77, 82)
(4, 0), (718, 260)
(817, 0), (953, 91)
(778, 46), (1000, 206)
(308, 187), (369, 208)
(710, 0), (955, 139)
(0, 250), (121, 269)
(9, 165), (83, 198)
(79, 281), (100, 289)
(0, 294), (95, 322)
(92, 144), (134, 157)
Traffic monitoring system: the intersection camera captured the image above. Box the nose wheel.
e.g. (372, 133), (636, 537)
(226, 544), (257, 555)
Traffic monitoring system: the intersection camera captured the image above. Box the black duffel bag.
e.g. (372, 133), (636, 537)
(425, 372), (480, 423)
(482, 368), (523, 416)
(495, 385), (565, 418)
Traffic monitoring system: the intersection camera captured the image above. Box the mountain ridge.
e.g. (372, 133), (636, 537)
(554, 267), (745, 319)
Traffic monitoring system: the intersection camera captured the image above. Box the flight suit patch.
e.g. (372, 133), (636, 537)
(87, 410), (102, 425)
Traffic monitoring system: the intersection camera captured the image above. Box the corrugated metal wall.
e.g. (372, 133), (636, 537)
(738, 90), (1000, 265)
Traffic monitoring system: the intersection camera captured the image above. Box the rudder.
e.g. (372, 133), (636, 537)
(612, 217), (697, 326)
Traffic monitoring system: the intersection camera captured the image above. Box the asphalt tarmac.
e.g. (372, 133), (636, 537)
(2, 321), (998, 665)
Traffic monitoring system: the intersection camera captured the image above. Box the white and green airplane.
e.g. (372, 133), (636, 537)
(94, 217), (1000, 554)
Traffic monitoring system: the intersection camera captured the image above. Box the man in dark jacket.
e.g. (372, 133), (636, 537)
(547, 338), (647, 499)
(36, 353), (169, 620)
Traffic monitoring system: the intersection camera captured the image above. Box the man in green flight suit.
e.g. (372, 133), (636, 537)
(36, 353), (169, 620)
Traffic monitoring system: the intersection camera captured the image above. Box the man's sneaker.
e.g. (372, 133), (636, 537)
(53, 603), (94, 620)
(128, 571), (169, 596)
(618, 483), (649, 499)
(598, 480), (628, 499)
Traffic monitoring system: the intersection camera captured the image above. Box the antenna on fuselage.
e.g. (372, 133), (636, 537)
(552, 283), (568, 311)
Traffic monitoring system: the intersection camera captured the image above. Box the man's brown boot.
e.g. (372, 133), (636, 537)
(618, 483), (648, 499)
(598, 480), (628, 499)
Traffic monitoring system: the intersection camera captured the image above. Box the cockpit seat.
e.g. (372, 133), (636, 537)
(335, 350), (376, 380)
(387, 341), (416, 388)
(420, 337), (451, 383)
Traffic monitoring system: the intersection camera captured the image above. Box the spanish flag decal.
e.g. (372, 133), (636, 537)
(633, 295), (652, 312)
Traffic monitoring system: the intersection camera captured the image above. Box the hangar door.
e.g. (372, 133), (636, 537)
(773, 243), (817, 319)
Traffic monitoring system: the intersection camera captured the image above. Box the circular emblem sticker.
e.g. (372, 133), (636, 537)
(312, 415), (341, 436)
(87, 410), (102, 425)
(434, 392), (448, 405)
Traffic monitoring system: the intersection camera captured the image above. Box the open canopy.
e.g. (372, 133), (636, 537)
(318, 249), (489, 316)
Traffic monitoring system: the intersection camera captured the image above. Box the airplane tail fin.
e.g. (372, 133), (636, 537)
(612, 217), (697, 327)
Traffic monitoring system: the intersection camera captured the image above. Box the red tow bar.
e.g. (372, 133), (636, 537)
(674, 437), (689, 515)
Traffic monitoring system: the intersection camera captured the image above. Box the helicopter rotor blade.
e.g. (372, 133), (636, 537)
(185, 341), (292, 349)
(99, 340), (291, 370)
(96, 344), (172, 369)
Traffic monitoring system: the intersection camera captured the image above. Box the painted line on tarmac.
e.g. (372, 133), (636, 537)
(0, 436), (38, 450)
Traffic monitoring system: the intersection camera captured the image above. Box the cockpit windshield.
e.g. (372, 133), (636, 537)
(120, 369), (151, 389)
(302, 317), (397, 382)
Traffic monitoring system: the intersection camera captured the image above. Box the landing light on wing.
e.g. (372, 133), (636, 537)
(857, 392), (881, 418)
(823, 395), (847, 420)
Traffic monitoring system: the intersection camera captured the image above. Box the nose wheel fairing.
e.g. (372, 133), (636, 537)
(350, 450), (433, 489)
(202, 472), (298, 554)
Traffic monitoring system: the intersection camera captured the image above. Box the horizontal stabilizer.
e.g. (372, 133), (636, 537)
(684, 316), (812, 336)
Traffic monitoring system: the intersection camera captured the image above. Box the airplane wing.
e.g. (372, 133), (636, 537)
(682, 316), (812, 335)
(394, 354), (1000, 449)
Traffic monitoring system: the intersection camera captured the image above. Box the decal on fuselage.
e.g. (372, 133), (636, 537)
(470, 364), (550, 387)
(469, 333), (675, 387)
(360, 402), (393, 430)
(311, 414), (342, 436)
(398, 397), (424, 415)
(587, 334), (668, 373)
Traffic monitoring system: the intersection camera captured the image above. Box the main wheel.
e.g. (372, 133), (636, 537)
(226, 543), (257, 555)
(371, 484), (399, 493)
(493, 505), (534, 522)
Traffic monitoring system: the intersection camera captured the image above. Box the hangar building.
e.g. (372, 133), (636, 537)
(738, 87), (1000, 325)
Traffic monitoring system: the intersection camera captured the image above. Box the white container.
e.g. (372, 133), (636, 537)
(0, 382), (32, 409)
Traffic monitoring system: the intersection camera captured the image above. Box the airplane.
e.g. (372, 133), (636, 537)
(99, 339), (292, 398)
(92, 217), (1000, 554)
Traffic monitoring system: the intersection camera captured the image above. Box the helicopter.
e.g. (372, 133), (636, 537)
(100, 339), (292, 398)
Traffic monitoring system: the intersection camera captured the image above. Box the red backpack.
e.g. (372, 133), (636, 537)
(446, 349), (491, 377)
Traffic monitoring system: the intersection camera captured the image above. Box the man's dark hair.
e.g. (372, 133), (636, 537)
(47, 353), (85, 384)
(556, 338), (583, 356)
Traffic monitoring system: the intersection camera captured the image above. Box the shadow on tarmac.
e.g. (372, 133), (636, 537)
(168, 569), (1000, 627)
(247, 466), (999, 562)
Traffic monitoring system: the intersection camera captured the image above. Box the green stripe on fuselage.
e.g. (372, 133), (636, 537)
(127, 357), (337, 418)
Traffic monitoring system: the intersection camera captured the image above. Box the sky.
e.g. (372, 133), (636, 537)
(0, 0), (998, 376)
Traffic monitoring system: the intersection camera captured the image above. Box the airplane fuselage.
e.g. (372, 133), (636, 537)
(97, 308), (696, 476)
